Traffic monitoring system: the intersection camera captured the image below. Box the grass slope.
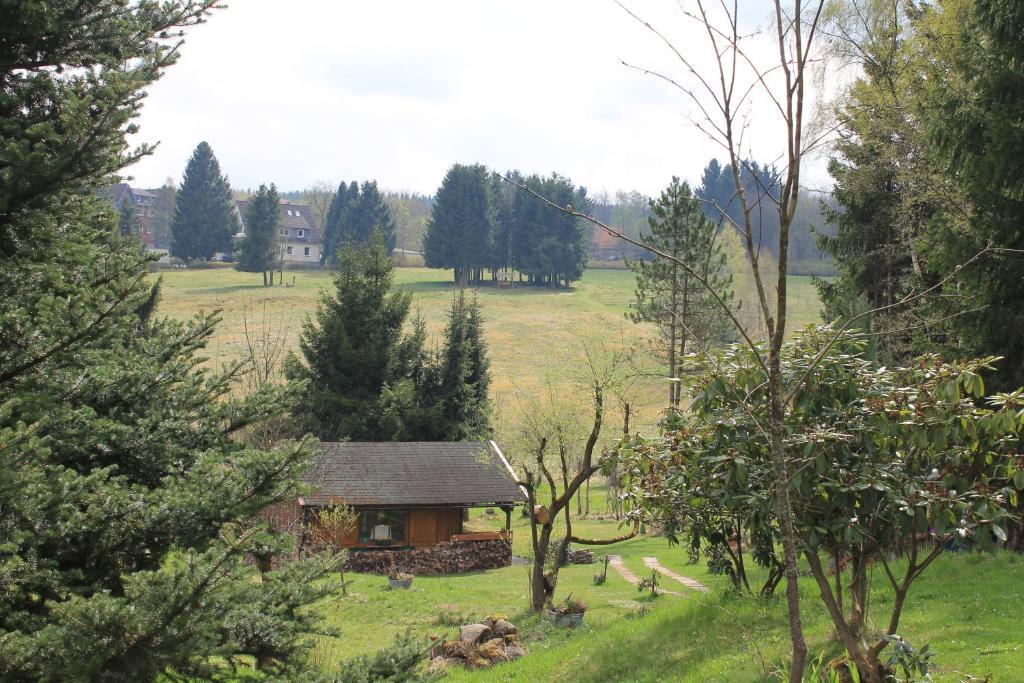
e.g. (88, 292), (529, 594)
(310, 502), (1022, 681)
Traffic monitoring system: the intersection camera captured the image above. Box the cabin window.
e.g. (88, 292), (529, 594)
(358, 509), (406, 545)
(304, 247), (310, 257)
(297, 229), (304, 237)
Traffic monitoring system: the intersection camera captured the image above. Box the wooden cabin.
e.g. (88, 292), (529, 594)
(298, 441), (525, 549)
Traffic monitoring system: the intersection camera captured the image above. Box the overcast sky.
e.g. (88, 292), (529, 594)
(127, 0), (832, 198)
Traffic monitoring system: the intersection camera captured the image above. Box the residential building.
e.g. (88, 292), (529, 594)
(235, 198), (322, 264)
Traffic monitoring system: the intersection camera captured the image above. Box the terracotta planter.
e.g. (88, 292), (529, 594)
(546, 609), (585, 627)
(389, 578), (413, 589)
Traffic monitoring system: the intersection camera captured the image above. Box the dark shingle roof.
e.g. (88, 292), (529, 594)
(302, 441), (525, 507)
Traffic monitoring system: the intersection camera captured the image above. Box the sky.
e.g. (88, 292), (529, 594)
(127, 0), (833, 198)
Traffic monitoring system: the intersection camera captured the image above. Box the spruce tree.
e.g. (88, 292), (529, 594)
(349, 180), (396, 251)
(285, 231), (415, 440)
(117, 200), (140, 238)
(236, 183), (281, 285)
(424, 163), (497, 285)
(627, 177), (734, 405)
(511, 173), (589, 287)
(0, 3), (340, 679)
(321, 180), (352, 265)
(170, 141), (239, 263)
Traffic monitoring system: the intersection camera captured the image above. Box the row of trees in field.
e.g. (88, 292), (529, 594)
(424, 164), (591, 286)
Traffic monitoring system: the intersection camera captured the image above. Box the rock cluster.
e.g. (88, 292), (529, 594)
(429, 616), (525, 671)
(344, 538), (512, 575)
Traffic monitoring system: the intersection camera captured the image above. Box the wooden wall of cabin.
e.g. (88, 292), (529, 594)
(303, 506), (465, 549)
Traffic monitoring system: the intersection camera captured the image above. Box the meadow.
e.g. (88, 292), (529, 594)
(155, 266), (825, 442)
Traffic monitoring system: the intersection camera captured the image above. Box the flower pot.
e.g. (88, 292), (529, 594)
(389, 578), (413, 590)
(546, 609), (585, 627)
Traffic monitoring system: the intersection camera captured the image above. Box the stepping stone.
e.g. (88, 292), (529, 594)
(643, 557), (710, 593)
(608, 555), (681, 596)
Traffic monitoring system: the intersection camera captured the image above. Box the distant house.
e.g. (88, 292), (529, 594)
(264, 441), (526, 574)
(107, 182), (162, 250)
(235, 198), (322, 264)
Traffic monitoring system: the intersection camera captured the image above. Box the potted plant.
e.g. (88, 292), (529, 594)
(388, 570), (414, 590)
(546, 593), (587, 627)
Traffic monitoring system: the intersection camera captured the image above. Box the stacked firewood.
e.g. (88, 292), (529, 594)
(344, 538), (512, 575)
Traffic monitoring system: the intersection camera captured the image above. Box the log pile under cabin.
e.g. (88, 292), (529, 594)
(345, 537), (512, 575)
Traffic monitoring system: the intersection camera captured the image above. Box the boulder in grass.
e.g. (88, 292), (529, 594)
(505, 645), (526, 660)
(459, 623), (492, 644)
(478, 638), (510, 663)
(491, 618), (517, 637)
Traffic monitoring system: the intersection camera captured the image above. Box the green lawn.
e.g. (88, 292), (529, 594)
(309, 503), (1022, 682)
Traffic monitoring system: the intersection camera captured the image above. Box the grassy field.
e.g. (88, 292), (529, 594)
(155, 266), (825, 441)
(308, 501), (1023, 682)
(153, 267), (1021, 681)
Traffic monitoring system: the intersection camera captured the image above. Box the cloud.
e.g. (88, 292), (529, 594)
(126, 0), (829, 197)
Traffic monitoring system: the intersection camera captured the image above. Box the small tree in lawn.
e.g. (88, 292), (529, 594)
(170, 141), (239, 263)
(626, 176), (734, 405)
(512, 346), (637, 612)
(237, 183), (281, 286)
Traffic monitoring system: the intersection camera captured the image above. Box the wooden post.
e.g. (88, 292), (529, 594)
(504, 505), (512, 531)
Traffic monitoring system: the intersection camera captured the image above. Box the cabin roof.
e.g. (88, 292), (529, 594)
(302, 441), (526, 507)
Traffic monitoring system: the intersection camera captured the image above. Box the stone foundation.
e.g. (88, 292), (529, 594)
(345, 538), (512, 575)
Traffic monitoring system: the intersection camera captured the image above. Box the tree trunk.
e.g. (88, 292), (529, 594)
(770, 368), (808, 681)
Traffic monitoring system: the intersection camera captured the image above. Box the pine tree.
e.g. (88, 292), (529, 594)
(511, 173), (589, 287)
(349, 180), (396, 251)
(117, 199), (140, 238)
(627, 177), (734, 405)
(321, 180), (353, 265)
(285, 231), (414, 440)
(150, 178), (176, 250)
(236, 183), (281, 285)
(424, 163), (498, 285)
(920, 0), (1024, 390)
(0, 3), (340, 678)
(170, 141), (239, 263)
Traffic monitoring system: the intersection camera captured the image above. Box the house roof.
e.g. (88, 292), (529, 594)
(235, 199), (322, 243)
(302, 441), (526, 507)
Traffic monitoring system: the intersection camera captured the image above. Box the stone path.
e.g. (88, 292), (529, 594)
(643, 557), (710, 593)
(606, 555), (682, 596)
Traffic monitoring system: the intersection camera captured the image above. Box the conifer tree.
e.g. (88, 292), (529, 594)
(236, 183), (281, 285)
(117, 200), (140, 238)
(321, 180), (354, 265)
(0, 3), (342, 679)
(424, 163), (497, 285)
(170, 141), (239, 263)
(627, 177), (734, 405)
(511, 173), (590, 286)
(285, 232), (415, 440)
(349, 180), (396, 251)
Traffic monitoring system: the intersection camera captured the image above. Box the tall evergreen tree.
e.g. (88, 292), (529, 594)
(170, 141), (239, 263)
(0, 2), (339, 679)
(117, 199), (140, 239)
(321, 180), (354, 265)
(511, 173), (590, 287)
(920, 0), (1024, 390)
(150, 178), (176, 250)
(236, 183), (281, 285)
(285, 232), (416, 440)
(424, 163), (498, 285)
(349, 180), (396, 251)
(627, 177), (735, 404)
